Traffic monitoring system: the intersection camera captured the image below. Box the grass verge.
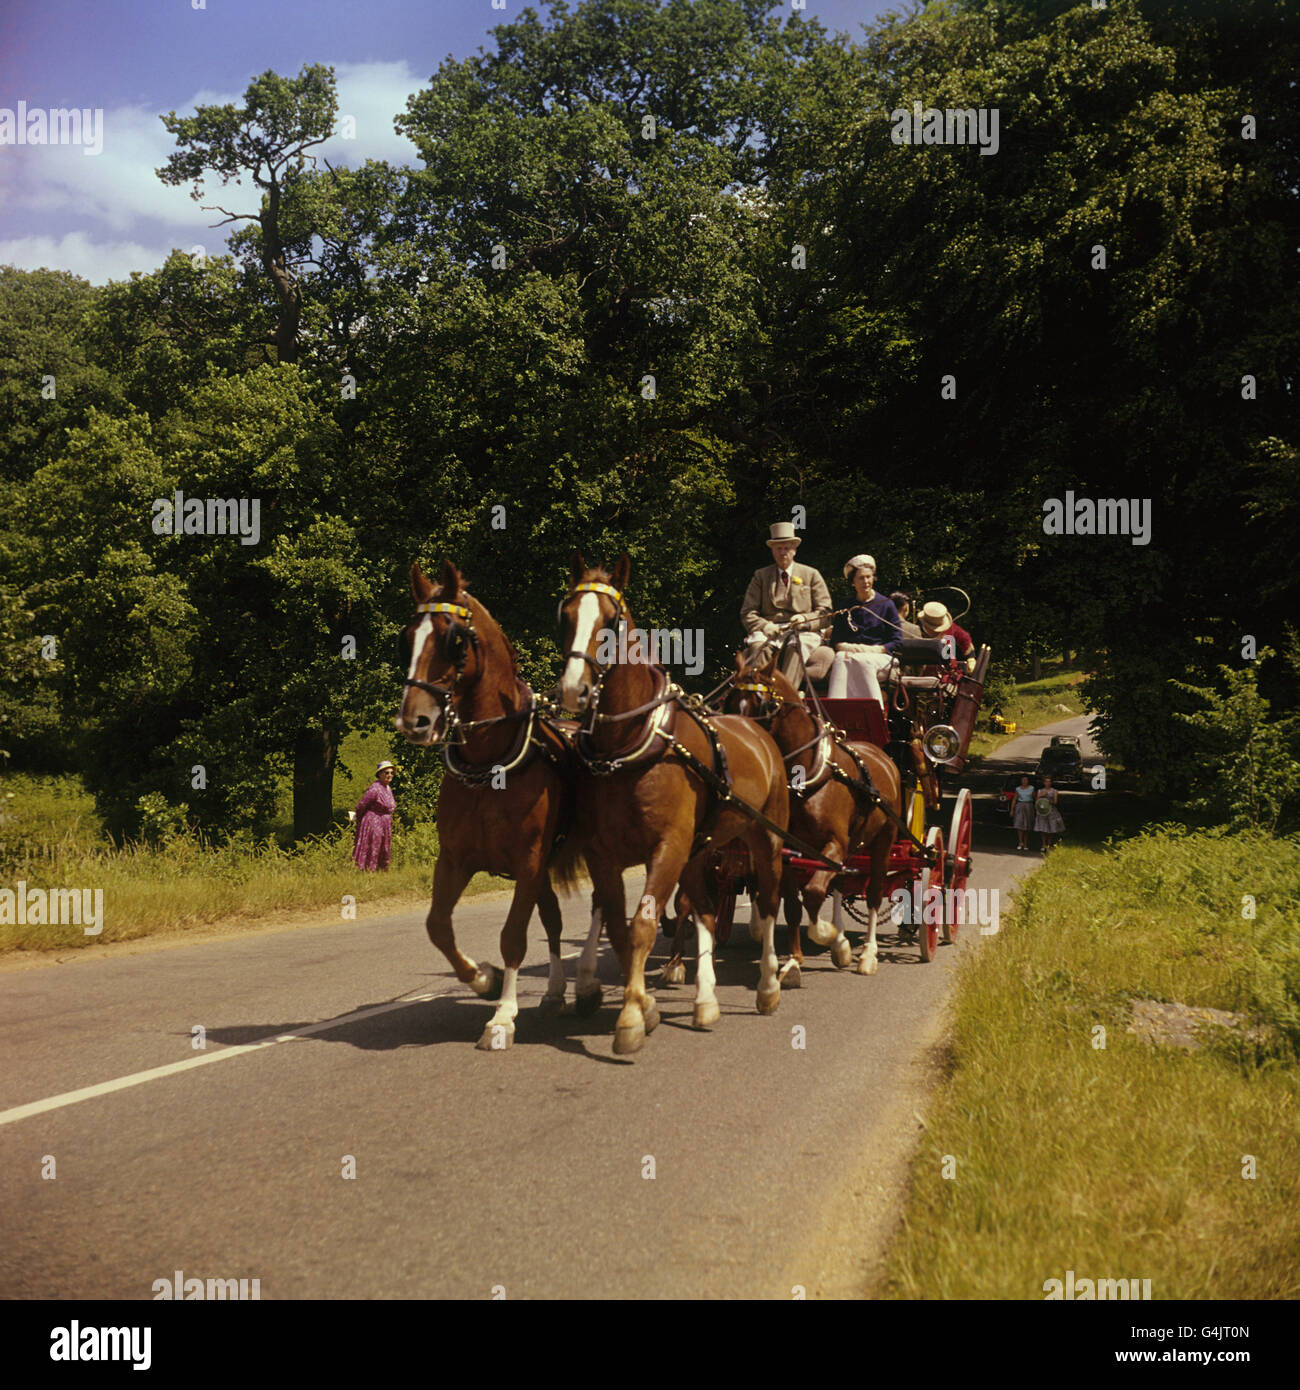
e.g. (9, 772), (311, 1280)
(0, 771), (500, 953)
(880, 825), (1300, 1300)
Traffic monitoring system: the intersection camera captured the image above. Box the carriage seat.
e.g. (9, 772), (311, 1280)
(880, 636), (950, 699)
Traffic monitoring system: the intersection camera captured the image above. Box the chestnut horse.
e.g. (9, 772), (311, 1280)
(395, 560), (576, 1050)
(727, 650), (904, 976)
(554, 552), (790, 1053)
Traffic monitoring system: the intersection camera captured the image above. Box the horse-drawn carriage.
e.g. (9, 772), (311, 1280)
(705, 630), (990, 963)
(396, 552), (991, 1055)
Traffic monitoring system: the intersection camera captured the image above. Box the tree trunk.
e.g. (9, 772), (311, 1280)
(1031, 650), (1042, 682)
(293, 726), (338, 839)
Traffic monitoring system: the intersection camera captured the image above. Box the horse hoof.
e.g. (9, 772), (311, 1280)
(470, 964), (503, 1000)
(573, 986), (603, 1017)
(662, 960), (686, 986)
(643, 996), (660, 1034)
(756, 987), (780, 1016)
(855, 951), (878, 976)
(693, 1000), (721, 1029)
(613, 1022), (645, 1054)
(807, 917), (838, 947)
(537, 993), (566, 1019)
(476, 1021), (515, 1051)
(832, 937), (853, 970)
(779, 958), (802, 989)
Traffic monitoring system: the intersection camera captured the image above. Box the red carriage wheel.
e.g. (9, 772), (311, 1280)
(943, 787), (973, 944)
(919, 826), (944, 962)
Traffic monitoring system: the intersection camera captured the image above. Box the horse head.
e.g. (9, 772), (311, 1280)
(396, 559), (489, 745)
(555, 549), (632, 713)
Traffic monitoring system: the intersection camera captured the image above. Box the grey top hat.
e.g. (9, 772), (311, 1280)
(766, 521), (802, 548)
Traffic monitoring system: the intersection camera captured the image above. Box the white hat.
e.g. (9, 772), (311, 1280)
(376, 761), (396, 774)
(766, 521), (802, 548)
(843, 553), (876, 580)
(919, 602), (953, 634)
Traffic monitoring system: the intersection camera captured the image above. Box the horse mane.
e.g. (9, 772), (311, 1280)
(431, 575), (519, 676)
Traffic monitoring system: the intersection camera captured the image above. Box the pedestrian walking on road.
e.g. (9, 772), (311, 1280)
(352, 761), (397, 871)
(1012, 774), (1036, 849)
(1034, 774), (1065, 853)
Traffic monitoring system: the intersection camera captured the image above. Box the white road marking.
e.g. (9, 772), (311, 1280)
(0, 992), (439, 1129)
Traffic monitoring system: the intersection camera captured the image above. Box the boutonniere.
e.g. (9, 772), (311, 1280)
(792, 575), (803, 585)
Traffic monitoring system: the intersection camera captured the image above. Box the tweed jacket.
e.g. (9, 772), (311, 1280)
(740, 562), (833, 638)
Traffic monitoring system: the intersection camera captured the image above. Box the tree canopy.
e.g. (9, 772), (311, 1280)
(2, 0), (1295, 836)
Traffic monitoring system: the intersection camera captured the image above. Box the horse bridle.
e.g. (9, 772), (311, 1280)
(401, 600), (479, 734)
(557, 580), (627, 717)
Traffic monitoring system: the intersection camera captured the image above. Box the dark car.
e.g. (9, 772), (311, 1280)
(1036, 737), (1084, 786)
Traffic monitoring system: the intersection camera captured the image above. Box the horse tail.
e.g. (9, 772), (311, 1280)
(547, 830), (587, 894)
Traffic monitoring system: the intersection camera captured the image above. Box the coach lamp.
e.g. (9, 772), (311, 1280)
(922, 723), (963, 766)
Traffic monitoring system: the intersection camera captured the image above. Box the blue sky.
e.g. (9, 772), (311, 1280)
(0, 0), (906, 283)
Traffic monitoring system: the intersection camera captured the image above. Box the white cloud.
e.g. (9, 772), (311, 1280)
(0, 60), (426, 280)
(6, 62), (422, 225)
(0, 231), (178, 285)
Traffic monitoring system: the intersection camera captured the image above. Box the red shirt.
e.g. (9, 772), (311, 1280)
(922, 622), (974, 659)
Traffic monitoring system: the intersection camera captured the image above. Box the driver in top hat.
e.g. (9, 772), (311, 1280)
(740, 522), (834, 687)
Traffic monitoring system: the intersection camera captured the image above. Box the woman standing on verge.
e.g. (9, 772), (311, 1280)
(352, 761), (397, 871)
(1012, 774), (1036, 851)
(1034, 774), (1065, 853)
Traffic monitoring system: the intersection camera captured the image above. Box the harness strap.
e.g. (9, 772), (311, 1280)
(667, 706), (843, 873)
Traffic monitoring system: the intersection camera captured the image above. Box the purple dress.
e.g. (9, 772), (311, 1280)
(352, 780), (395, 870)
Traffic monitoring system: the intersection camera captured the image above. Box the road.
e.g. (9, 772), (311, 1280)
(0, 718), (1098, 1300)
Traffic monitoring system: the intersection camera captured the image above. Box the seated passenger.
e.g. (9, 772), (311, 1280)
(740, 521), (833, 689)
(827, 554), (903, 705)
(918, 601), (976, 673)
(891, 591), (923, 640)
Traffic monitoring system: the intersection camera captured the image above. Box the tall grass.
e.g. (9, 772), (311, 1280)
(0, 771), (497, 952)
(881, 827), (1300, 1300)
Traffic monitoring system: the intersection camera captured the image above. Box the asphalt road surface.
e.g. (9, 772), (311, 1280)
(1, 717), (1099, 1300)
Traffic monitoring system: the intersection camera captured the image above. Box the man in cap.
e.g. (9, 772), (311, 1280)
(919, 601), (976, 672)
(740, 522), (834, 687)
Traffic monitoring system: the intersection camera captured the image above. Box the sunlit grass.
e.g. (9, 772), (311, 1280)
(880, 827), (1300, 1300)
(0, 769), (500, 952)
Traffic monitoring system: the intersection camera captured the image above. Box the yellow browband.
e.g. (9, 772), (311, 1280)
(572, 582), (624, 606)
(416, 601), (472, 621)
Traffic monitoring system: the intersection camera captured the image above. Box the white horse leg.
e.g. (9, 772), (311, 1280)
(477, 966), (519, 1049)
(856, 903), (879, 975)
(693, 914), (720, 1029)
(755, 910), (780, 1014)
(538, 948), (566, 1017)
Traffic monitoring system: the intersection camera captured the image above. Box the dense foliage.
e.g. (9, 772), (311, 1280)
(1, 0), (1295, 837)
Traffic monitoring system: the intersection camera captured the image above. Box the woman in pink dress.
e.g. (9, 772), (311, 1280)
(352, 762), (396, 870)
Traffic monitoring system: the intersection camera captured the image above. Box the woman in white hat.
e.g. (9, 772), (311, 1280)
(352, 761), (397, 871)
(827, 555), (904, 705)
